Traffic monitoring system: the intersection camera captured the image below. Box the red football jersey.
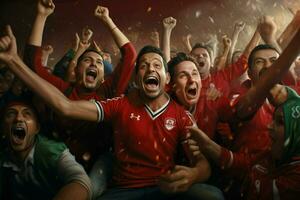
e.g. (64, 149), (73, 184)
(95, 91), (194, 188)
(193, 94), (230, 139)
(201, 54), (248, 98)
(23, 43), (137, 169)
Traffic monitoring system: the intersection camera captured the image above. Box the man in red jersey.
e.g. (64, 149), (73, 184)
(186, 25), (300, 198)
(168, 52), (224, 139)
(23, 0), (137, 170)
(0, 22), (216, 199)
(168, 45), (286, 197)
(190, 26), (260, 98)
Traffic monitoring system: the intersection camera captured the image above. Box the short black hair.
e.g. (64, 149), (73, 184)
(77, 48), (104, 64)
(135, 45), (168, 73)
(248, 44), (279, 70)
(191, 43), (213, 62)
(168, 52), (199, 83)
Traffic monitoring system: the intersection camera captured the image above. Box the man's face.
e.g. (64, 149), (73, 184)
(76, 51), (104, 90)
(172, 61), (201, 109)
(135, 52), (169, 99)
(268, 106), (285, 161)
(190, 47), (211, 78)
(249, 49), (279, 84)
(3, 104), (39, 152)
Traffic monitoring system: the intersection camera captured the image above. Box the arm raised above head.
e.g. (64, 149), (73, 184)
(0, 26), (99, 122)
(162, 16), (177, 62)
(29, 0), (55, 46)
(278, 10), (300, 50)
(237, 26), (300, 119)
(94, 6), (129, 48)
(258, 16), (282, 53)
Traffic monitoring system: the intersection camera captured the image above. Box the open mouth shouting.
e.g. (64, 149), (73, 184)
(198, 61), (205, 67)
(185, 85), (198, 99)
(186, 86), (198, 99)
(11, 123), (27, 145)
(144, 75), (159, 92)
(85, 68), (98, 83)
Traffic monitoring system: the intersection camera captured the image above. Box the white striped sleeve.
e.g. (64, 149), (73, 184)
(94, 101), (104, 122)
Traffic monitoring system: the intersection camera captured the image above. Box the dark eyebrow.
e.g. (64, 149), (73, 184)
(175, 71), (189, 76)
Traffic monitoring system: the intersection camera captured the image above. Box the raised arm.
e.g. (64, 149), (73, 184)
(0, 26), (98, 122)
(237, 26), (300, 119)
(227, 21), (245, 65)
(94, 6), (136, 97)
(150, 31), (160, 48)
(94, 6), (129, 48)
(65, 29), (92, 83)
(41, 44), (53, 66)
(28, 0), (55, 46)
(215, 35), (231, 70)
(65, 40), (90, 83)
(278, 10), (300, 50)
(182, 34), (192, 53)
(187, 26), (300, 169)
(206, 34), (218, 64)
(242, 24), (261, 58)
(92, 40), (103, 52)
(81, 27), (93, 45)
(23, 0), (71, 90)
(161, 16), (177, 62)
(258, 16), (282, 53)
(52, 33), (80, 79)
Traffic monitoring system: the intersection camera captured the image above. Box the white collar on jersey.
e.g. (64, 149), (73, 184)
(144, 97), (170, 120)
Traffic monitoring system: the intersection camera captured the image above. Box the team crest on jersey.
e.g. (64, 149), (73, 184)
(164, 118), (176, 130)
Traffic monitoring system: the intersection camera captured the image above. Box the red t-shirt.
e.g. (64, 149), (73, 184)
(219, 80), (274, 178)
(23, 43), (137, 168)
(245, 159), (300, 199)
(95, 91), (194, 188)
(24, 43), (137, 99)
(201, 54), (248, 98)
(193, 94), (230, 139)
(170, 56), (248, 140)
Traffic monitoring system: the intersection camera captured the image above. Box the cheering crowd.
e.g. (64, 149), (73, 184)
(1, 0), (300, 199)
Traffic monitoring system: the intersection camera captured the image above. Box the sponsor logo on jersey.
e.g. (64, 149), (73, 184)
(130, 113), (141, 121)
